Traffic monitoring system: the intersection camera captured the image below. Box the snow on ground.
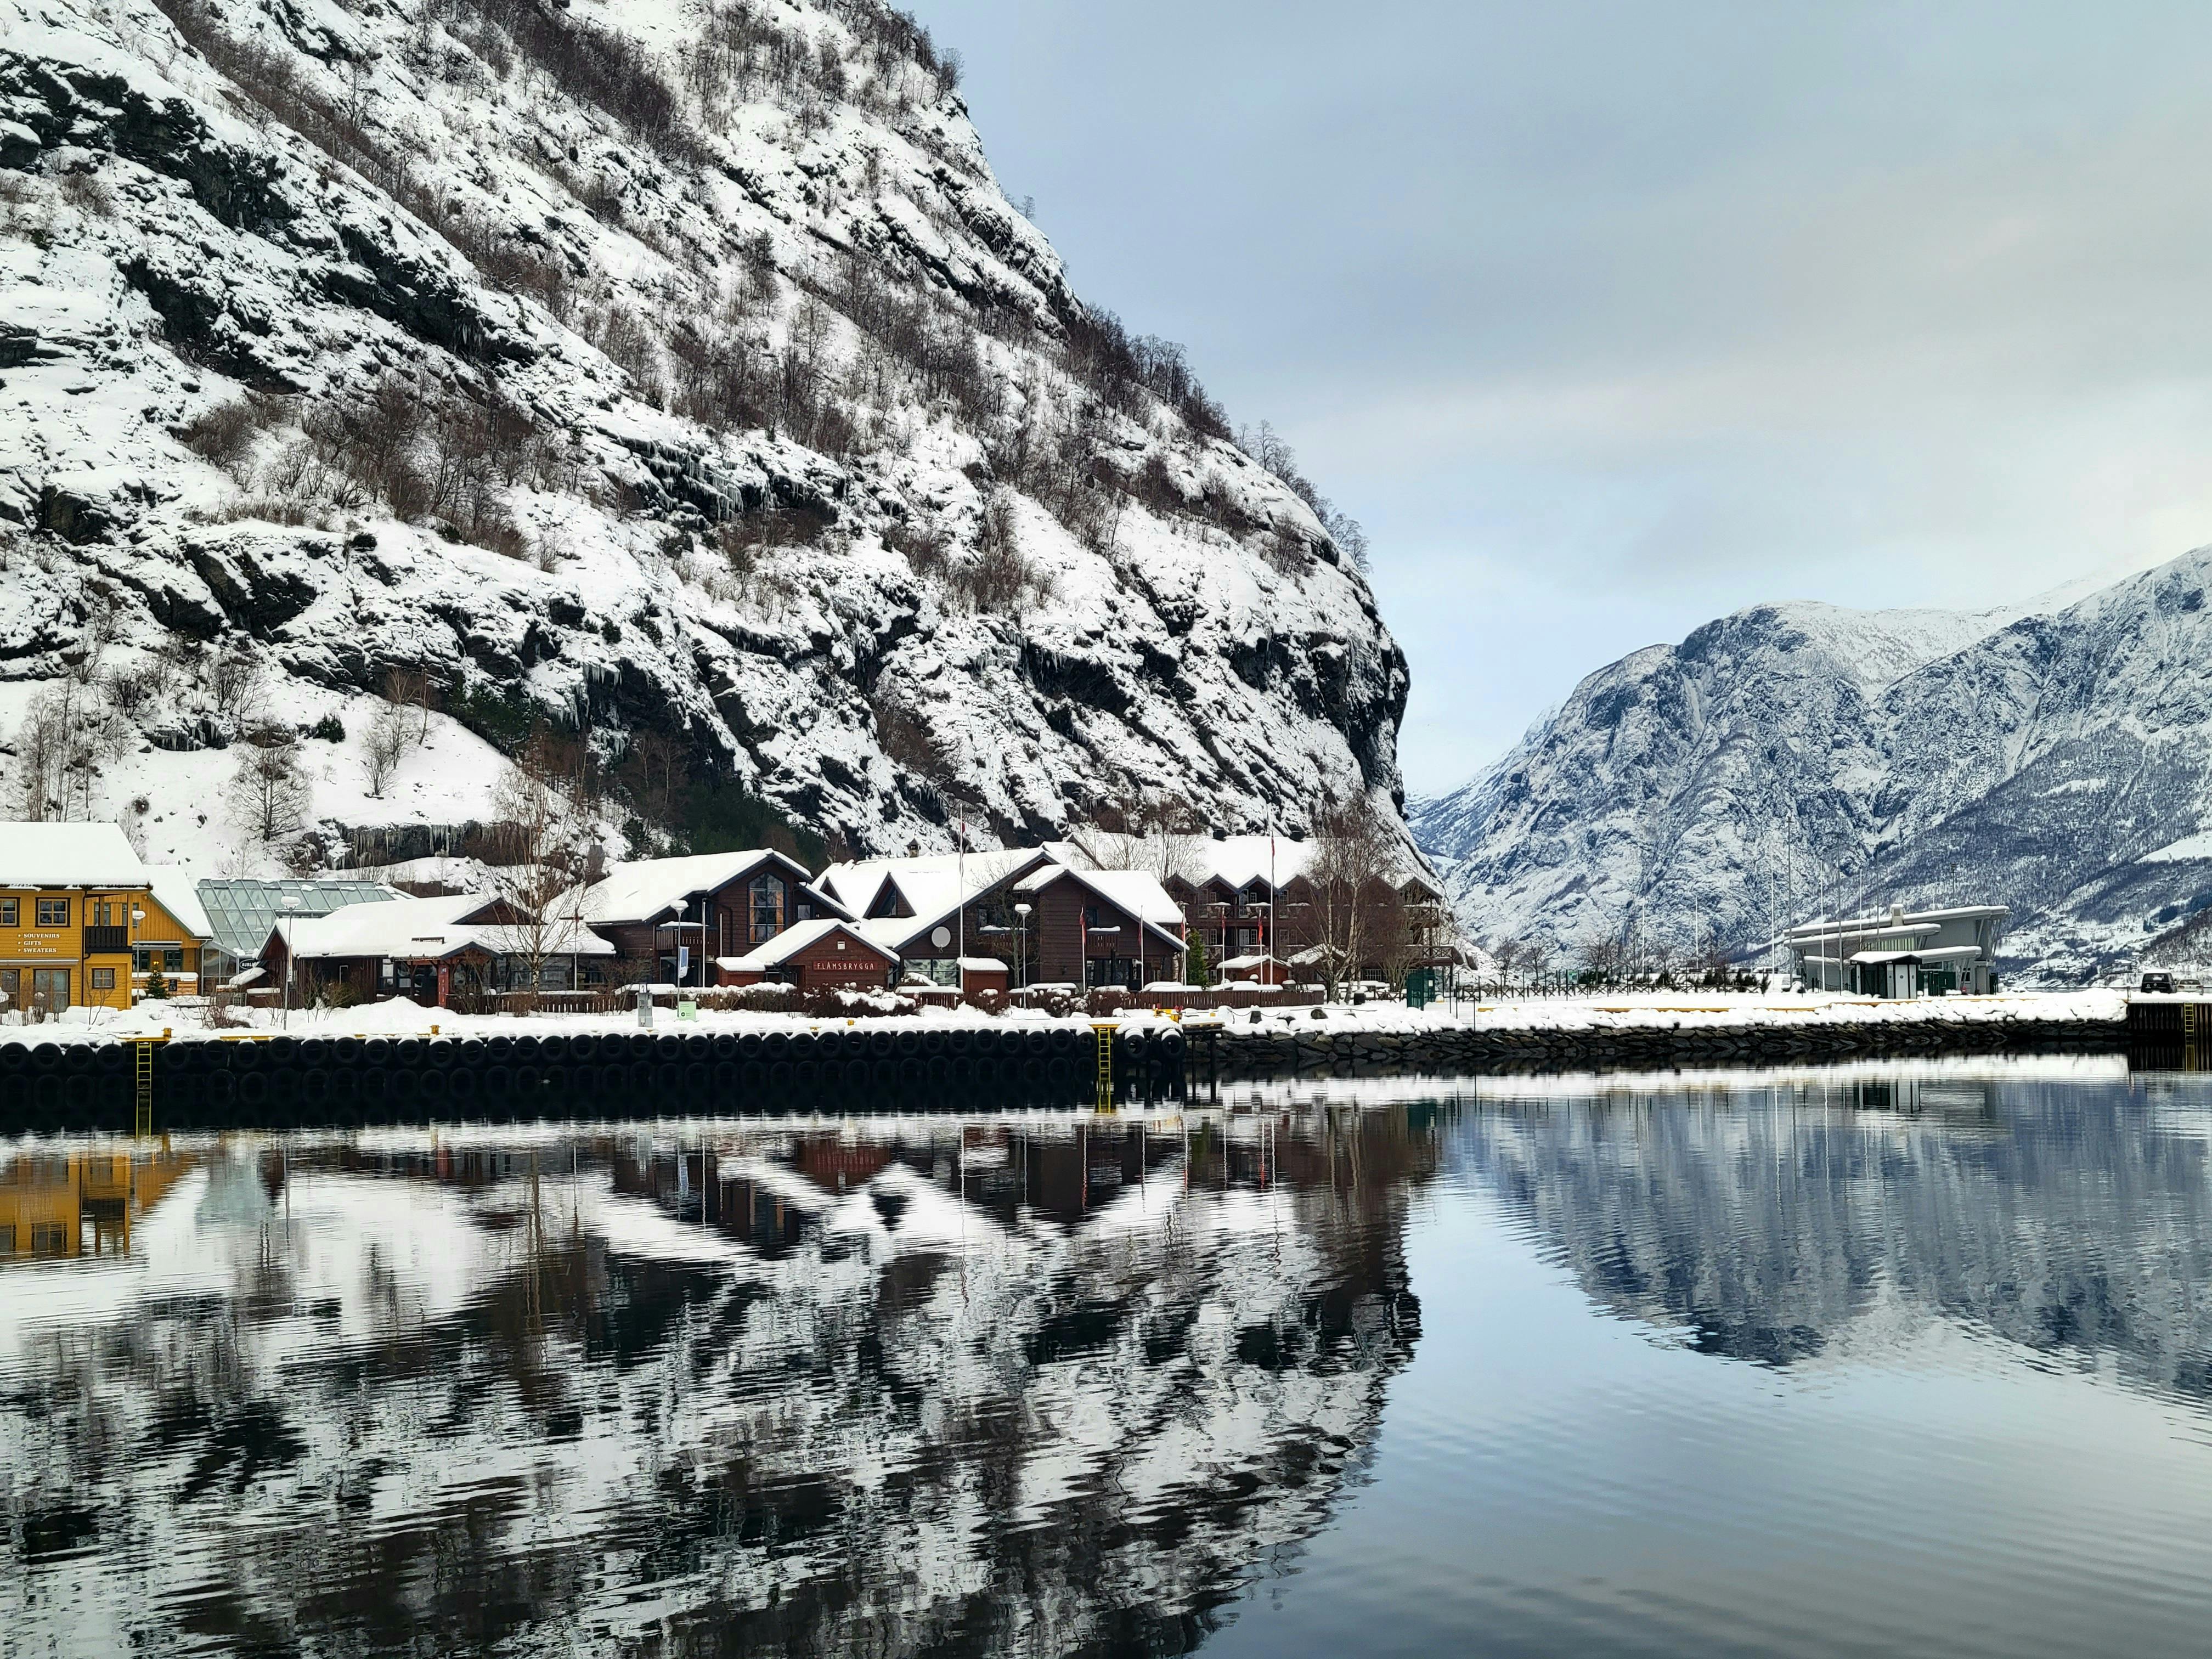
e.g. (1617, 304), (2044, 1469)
(0, 988), (2129, 1047)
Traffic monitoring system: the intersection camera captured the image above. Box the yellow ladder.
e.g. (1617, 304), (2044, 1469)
(1092, 1023), (1115, 1109)
(132, 1037), (155, 1138)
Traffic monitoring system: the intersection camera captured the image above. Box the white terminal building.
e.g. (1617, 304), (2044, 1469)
(1785, 903), (2010, 997)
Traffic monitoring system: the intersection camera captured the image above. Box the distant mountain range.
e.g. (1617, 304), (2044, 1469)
(1410, 550), (2212, 983)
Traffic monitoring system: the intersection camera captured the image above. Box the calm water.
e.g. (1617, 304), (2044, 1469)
(6, 1058), (2212, 1656)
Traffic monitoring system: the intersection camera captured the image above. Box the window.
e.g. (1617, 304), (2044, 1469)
(133, 947), (186, 973)
(91, 967), (116, 991)
(0, 900), (13, 926)
(1083, 905), (1101, 929)
(751, 874), (784, 943)
(35, 898), (66, 928)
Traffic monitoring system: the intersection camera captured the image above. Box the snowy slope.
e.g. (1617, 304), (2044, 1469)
(1412, 550), (2212, 983)
(0, 0), (1406, 873)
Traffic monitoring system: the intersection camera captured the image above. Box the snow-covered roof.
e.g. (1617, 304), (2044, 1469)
(817, 848), (1053, 949)
(1193, 834), (1317, 893)
(1784, 904), (2008, 943)
(1012, 866), (1187, 952)
(1059, 831), (1444, 901)
(726, 919), (893, 971)
(143, 866), (212, 941)
(1850, 945), (1986, 965)
(0, 822), (148, 888)
(571, 850), (831, 926)
(275, 894), (612, 961)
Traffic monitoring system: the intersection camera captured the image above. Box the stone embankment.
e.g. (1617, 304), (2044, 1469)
(1197, 1006), (2128, 1080)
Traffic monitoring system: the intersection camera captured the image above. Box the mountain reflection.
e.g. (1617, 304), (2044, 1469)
(1462, 1064), (2212, 1396)
(0, 1110), (1431, 1656)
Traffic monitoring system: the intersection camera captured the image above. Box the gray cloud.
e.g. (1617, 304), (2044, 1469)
(916, 0), (2212, 789)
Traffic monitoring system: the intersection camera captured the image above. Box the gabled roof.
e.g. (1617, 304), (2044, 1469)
(0, 821), (148, 888)
(272, 893), (613, 962)
(726, 918), (894, 971)
(1012, 865), (1187, 953)
(571, 849), (842, 926)
(143, 867), (213, 940)
(1060, 830), (1446, 903)
(816, 848), (1054, 951)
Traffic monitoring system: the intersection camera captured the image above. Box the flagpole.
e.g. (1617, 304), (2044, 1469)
(1268, 828), (1277, 988)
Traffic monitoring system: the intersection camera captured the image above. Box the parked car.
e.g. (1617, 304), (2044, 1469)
(2141, 972), (2176, 994)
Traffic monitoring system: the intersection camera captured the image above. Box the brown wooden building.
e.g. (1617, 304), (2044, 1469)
(815, 849), (1054, 988)
(717, 919), (898, 993)
(572, 850), (849, 988)
(1011, 865), (1187, 988)
(265, 894), (614, 1007)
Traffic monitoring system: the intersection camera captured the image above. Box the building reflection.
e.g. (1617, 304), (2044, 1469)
(1, 1108), (1436, 1656)
(0, 1144), (198, 1262)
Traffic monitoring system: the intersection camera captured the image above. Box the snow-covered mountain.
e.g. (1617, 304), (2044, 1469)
(1411, 550), (2212, 983)
(0, 0), (1404, 872)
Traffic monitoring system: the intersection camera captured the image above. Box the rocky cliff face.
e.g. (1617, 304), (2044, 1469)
(0, 0), (1405, 870)
(1412, 551), (2212, 982)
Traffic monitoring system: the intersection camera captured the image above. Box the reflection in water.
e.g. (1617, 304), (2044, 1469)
(1, 1147), (199, 1262)
(11, 1062), (2212, 1657)
(0, 1110), (1431, 1655)
(1461, 1062), (2212, 1396)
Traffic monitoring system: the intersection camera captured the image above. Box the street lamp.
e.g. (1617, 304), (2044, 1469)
(1014, 902), (1031, 988)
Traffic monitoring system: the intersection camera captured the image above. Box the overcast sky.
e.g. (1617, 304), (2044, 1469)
(913, 0), (2212, 795)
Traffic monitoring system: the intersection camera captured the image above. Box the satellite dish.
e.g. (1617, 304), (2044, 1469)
(930, 925), (953, 949)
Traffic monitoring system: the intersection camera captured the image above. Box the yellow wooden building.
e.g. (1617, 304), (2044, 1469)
(135, 868), (211, 998)
(0, 822), (157, 1014)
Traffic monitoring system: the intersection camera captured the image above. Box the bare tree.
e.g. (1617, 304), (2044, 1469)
(477, 733), (591, 1006)
(1085, 788), (1203, 886)
(383, 667), (436, 747)
(364, 702), (409, 797)
(629, 727), (685, 823)
(14, 686), (79, 821)
(209, 641), (263, 727)
(1490, 937), (1522, 995)
(233, 727), (310, 840)
(1524, 937), (1552, 994)
(1297, 794), (1404, 999)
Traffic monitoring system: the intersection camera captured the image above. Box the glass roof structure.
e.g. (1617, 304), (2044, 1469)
(198, 879), (396, 961)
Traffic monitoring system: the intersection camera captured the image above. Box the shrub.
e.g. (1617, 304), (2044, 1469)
(177, 398), (270, 475)
(946, 490), (1052, 611)
(309, 713), (346, 743)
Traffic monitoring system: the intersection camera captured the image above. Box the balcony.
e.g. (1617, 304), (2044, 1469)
(83, 926), (129, 953)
